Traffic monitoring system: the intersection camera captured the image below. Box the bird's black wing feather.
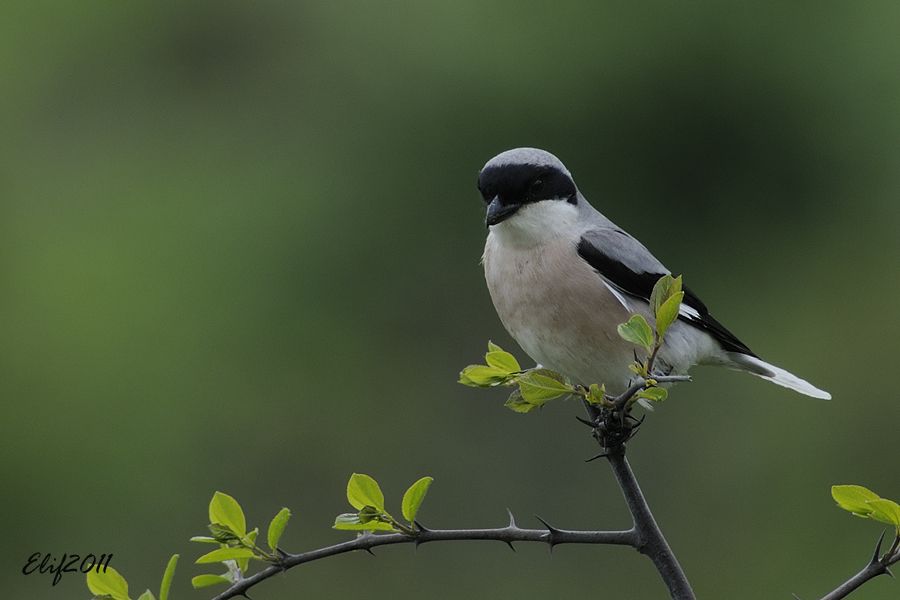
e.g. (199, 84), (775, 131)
(576, 230), (755, 357)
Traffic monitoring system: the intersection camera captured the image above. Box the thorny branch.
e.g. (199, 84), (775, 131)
(210, 518), (636, 600)
(814, 531), (900, 600)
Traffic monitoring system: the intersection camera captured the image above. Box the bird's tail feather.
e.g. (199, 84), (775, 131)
(727, 353), (831, 400)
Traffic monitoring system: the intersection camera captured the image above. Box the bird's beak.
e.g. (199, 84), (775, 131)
(485, 196), (521, 227)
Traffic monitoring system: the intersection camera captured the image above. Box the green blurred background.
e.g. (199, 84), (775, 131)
(2, 2), (898, 599)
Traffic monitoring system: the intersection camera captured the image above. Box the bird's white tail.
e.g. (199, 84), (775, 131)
(727, 353), (831, 400)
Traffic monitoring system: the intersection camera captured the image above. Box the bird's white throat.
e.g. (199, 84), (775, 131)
(488, 200), (581, 248)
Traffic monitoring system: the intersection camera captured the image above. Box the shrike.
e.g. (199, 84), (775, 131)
(479, 147), (830, 399)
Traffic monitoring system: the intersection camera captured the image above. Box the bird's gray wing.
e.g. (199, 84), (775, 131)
(576, 228), (755, 356)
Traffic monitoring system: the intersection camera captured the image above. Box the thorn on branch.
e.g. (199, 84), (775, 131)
(575, 415), (596, 428)
(504, 540), (517, 552)
(869, 530), (887, 566)
(585, 452), (608, 463)
(626, 414), (645, 426)
(505, 508), (517, 529)
(412, 521), (431, 548)
(413, 520), (431, 533)
(535, 515), (562, 550)
(888, 533), (900, 558)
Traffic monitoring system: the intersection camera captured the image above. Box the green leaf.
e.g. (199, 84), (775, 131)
(487, 340), (503, 352)
(458, 365), (511, 387)
(587, 383), (606, 406)
(485, 350), (521, 373)
(832, 485), (881, 517)
(357, 505), (383, 523)
(333, 513), (395, 531)
(189, 536), (219, 544)
(867, 499), (900, 528)
(138, 591), (156, 600)
(195, 547), (256, 565)
(517, 371), (574, 404)
(159, 554), (178, 600)
(209, 491), (247, 538)
(637, 387), (668, 402)
(191, 574), (232, 589)
(207, 523), (240, 543)
(347, 473), (385, 511)
(401, 476), (434, 523)
(617, 314), (654, 351)
(267, 508), (292, 552)
(504, 388), (536, 413)
(237, 528), (258, 572)
(87, 565), (129, 600)
(655, 291), (684, 339)
(530, 368), (567, 381)
(650, 274), (682, 316)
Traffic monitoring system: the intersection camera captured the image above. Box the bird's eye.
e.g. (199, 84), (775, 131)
(531, 179), (543, 190)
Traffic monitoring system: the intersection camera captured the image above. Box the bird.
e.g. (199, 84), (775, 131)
(478, 147), (830, 400)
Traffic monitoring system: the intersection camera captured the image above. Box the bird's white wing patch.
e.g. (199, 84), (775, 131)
(679, 304), (700, 320)
(602, 280), (631, 311)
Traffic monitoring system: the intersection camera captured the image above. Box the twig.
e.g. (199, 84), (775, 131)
(816, 532), (900, 600)
(210, 522), (637, 600)
(611, 375), (691, 411)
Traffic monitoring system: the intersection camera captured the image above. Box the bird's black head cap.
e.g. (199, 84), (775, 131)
(477, 148), (577, 226)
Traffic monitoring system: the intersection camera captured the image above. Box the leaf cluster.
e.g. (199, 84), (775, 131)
(618, 274), (682, 373)
(188, 492), (292, 589)
(87, 555), (178, 600)
(832, 485), (900, 533)
(334, 473), (433, 535)
(459, 341), (591, 413)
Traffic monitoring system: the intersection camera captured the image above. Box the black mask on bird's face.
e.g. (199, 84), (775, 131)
(477, 162), (577, 227)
